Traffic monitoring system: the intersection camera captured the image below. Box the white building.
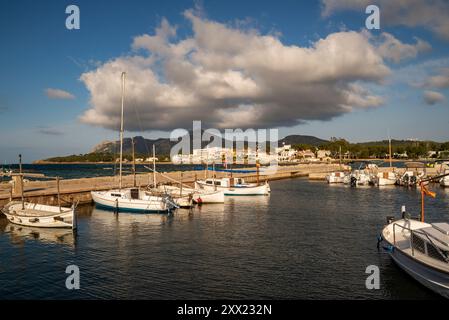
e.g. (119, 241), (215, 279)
(276, 144), (297, 162)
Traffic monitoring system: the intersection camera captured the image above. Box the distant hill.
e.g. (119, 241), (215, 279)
(38, 133), (330, 163)
(90, 133), (329, 156)
(278, 135), (328, 147)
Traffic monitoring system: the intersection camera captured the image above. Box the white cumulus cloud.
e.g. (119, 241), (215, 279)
(79, 10), (393, 131)
(322, 0), (449, 40)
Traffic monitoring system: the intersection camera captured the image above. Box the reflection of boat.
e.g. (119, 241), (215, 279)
(379, 174), (449, 298)
(3, 223), (75, 246)
(2, 201), (76, 229)
(195, 177), (270, 196)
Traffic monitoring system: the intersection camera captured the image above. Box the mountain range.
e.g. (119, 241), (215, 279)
(90, 134), (330, 156)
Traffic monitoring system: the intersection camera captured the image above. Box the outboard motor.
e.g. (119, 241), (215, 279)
(350, 176), (357, 187)
(402, 174), (409, 187)
(410, 175), (417, 187)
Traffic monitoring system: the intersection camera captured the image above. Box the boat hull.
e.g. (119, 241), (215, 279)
(388, 245), (449, 298)
(1, 201), (75, 229)
(382, 220), (449, 298)
(91, 191), (174, 213)
(195, 182), (270, 196)
(377, 177), (397, 186)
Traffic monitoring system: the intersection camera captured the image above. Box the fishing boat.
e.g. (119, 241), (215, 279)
(375, 137), (398, 186)
(325, 171), (346, 184)
(1, 155), (77, 229)
(91, 72), (175, 214)
(158, 184), (225, 204)
(379, 173), (449, 298)
(2, 201), (77, 229)
(376, 171), (398, 186)
(195, 177), (270, 196)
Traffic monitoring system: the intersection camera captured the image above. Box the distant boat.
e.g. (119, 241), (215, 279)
(376, 171), (398, 186)
(90, 72), (175, 214)
(195, 177), (270, 196)
(438, 162), (449, 188)
(157, 185), (225, 204)
(441, 169), (449, 187)
(325, 171), (346, 184)
(344, 162), (377, 187)
(2, 201), (76, 229)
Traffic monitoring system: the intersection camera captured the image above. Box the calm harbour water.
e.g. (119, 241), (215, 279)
(1, 178), (449, 299)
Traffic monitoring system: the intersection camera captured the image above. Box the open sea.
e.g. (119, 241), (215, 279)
(1, 176), (448, 299)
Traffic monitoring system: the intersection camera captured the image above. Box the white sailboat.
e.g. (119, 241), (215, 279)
(1, 155), (77, 229)
(91, 72), (176, 214)
(376, 136), (398, 186)
(379, 174), (449, 298)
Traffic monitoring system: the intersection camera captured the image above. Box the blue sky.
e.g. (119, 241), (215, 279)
(0, 0), (448, 163)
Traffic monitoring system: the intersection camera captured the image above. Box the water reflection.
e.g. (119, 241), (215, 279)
(1, 221), (76, 247)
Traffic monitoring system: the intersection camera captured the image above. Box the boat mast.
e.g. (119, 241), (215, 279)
(56, 176), (61, 213)
(389, 136), (393, 168)
(339, 146), (342, 169)
(119, 72), (126, 190)
(19, 154), (24, 210)
(153, 144), (156, 187)
(212, 161), (216, 191)
(132, 137), (136, 187)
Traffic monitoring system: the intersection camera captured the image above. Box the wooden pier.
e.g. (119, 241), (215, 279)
(0, 163), (349, 208)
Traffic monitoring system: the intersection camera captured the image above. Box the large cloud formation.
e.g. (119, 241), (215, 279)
(322, 0), (449, 40)
(80, 11), (421, 131)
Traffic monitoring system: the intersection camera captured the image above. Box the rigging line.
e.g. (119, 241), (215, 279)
(130, 92), (153, 159)
(144, 165), (194, 189)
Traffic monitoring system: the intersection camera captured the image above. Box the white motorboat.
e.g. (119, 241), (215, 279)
(195, 177), (270, 196)
(326, 172), (346, 184)
(379, 175), (449, 298)
(438, 163), (449, 187)
(90, 72), (173, 214)
(344, 170), (371, 186)
(91, 188), (177, 213)
(441, 170), (449, 187)
(157, 185), (225, 204)
(398, 170), (423, 187)
(381, 218), (449, 298)
(2, 201), (77, 229)
(376, 171), (398, 186)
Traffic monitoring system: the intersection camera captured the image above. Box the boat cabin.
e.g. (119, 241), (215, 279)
(204, 177), (246, 187)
